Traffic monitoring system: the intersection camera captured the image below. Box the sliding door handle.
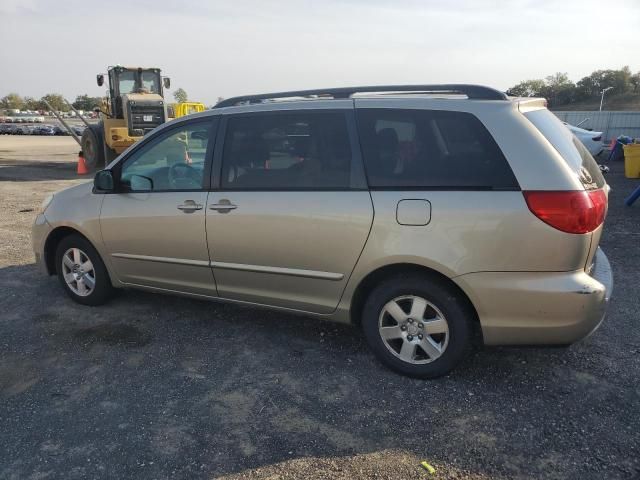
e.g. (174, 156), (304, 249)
(209, 203), (237, 212)
(177, 200), (203, 212)
(209, 199), (237, 213)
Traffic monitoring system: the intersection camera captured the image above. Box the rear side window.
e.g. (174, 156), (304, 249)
(524, 109), (605, 189)
(221, 111), (352, 189)
(356, 109), (518, 189)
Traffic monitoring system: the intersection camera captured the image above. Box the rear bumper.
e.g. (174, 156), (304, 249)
(454, 248), (613, 345)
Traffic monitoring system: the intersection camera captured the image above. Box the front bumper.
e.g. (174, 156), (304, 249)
(32, 213), (52, 274)
(454, 247), (613, 346)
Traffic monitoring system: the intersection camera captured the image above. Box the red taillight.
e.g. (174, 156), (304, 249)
(523, 190), (607, 234)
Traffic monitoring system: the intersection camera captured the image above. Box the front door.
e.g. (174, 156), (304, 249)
(206, 108), (373, 313)
(100, 118), (218, 296)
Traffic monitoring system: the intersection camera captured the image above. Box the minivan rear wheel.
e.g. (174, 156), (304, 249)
(361, 274), (472, 378)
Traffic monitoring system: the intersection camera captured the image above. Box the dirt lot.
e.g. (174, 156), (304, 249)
(0, 136), (639, 480)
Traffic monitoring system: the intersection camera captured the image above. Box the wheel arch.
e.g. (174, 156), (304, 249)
(349, 263), (483, 343)
(43, 226), (93, 275)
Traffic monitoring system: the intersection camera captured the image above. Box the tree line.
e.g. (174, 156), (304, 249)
(1, 88), (193, 114)
(0, 93), (102, 113)
(507, 66), (640, 107)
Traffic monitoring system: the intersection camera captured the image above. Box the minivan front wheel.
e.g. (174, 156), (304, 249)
(362, 274), (472, 378)
(55, 234), (114, 306)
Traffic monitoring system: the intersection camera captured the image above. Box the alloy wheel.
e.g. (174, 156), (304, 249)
(378, 295), (449, 364)
(61, 248), (96, 297)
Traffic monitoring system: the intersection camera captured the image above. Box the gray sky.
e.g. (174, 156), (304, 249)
(1, 0), (639, 105)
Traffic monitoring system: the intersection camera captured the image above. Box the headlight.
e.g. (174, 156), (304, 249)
(39, 194), (54, 214)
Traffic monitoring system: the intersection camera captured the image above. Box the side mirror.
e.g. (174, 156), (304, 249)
(94, 170), (114, 192)
(97, 74), (104, 87)
(163, 77), (171, 89)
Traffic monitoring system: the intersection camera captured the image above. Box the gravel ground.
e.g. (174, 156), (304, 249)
(0, 137), (638, 480)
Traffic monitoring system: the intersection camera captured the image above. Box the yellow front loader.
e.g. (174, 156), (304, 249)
(81, 66), (171, 169)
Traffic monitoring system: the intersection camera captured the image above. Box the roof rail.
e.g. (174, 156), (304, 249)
(214, 84), (508, 108)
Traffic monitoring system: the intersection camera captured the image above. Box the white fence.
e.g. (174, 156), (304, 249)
(552, 111), (640, 142)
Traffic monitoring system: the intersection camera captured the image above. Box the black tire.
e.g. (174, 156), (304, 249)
(55, 234), (114, 306)
(361, 274), (473, 379)
(104, 143), (119, 164)
(81, 124), (105, 170)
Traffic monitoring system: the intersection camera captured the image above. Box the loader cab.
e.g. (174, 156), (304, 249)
(103, 67), (165, 119)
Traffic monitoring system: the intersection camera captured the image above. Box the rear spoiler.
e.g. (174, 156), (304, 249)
(513, 97), (548, 113)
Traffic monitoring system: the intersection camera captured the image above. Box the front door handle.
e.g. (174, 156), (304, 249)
(209, 199), (237, 213)
(177, 200), (203, 212)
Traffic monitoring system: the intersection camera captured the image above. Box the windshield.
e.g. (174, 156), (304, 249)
(141, 71), (160, 94)
(115, 70), (161, 95)
(117, 71), (136, 95)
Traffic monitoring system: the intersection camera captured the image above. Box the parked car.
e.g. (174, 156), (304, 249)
(33, 125), (56, 136)
(14, 125), (31, 134)
(0, 124), (17, 134)
(32, 84), (612, 378)
(564, 122), (604, 157)
(52, 126), (69, 136)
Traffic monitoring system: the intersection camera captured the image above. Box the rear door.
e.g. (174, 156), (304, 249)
(205, 105), (373, 313)
(352, 103), (588, 275)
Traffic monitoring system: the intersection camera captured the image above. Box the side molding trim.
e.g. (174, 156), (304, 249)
(210, 261), (344, 281)
(111, 253), (210, 267)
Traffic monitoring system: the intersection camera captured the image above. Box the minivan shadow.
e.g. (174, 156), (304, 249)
(0, 263), (633, 480)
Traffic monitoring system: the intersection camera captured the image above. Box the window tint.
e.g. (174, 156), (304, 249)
(356, 109), (518, 189)
(118, 71), (136, 95)
(524, 109), (605, 189)
(120, 121), (212, 191)
(221, 112), (352, 189)
(140, 71), (160, 94)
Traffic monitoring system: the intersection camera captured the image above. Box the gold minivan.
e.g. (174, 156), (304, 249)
(32, 85), (613, 378)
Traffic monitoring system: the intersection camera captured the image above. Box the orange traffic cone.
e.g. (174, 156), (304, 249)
(77, 150), (89, 175)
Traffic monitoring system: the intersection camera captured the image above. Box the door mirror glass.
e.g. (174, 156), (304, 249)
(94, 170), (114, 191)
(129, 174), (153, 191)
(163, 77), (171, 89)
(97, 74), (104, 87)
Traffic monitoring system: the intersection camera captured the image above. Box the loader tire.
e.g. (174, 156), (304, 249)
(104, 144), (119, 164)
(81, 124), (105, 170)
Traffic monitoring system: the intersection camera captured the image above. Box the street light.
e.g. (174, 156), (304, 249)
(599, 87), (614, 112)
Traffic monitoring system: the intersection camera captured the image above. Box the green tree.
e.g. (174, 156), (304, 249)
(0, 93), (25, 110)
(506, 79), (545, 97)
(40, 93), (69, 112)
(576, 75), (598, 98)
(72, 94), (101, 111)
(544, 72), (575, 106)
(173, 88), (188, 103)
(631, 72), (640, 93)
(23, 96), (44, 111)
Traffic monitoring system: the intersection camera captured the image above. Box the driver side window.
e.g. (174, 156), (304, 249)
(120, 121), (212, 192)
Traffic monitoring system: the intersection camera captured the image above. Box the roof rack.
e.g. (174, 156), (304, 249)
(214, 84), (508, 108)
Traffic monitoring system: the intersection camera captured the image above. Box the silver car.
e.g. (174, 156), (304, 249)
(32, 85), (613, 378)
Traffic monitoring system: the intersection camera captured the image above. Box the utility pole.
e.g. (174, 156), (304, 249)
(599, 87), (614, 112)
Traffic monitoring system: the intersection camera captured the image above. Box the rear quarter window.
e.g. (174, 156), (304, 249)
(356, 109), (518, 190)
(523, 109), (605, 190)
